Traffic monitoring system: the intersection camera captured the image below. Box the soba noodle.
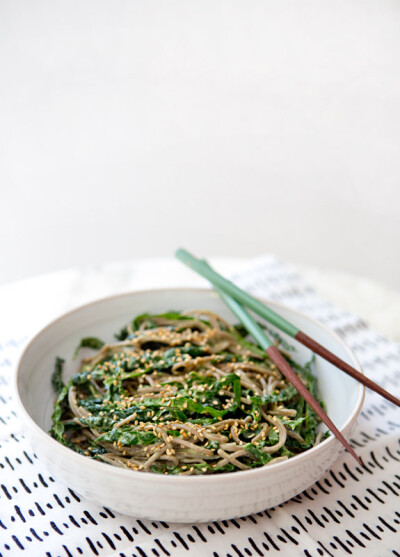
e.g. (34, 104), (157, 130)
(50, 310), (326, 475)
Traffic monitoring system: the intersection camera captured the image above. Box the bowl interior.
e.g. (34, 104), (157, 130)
(17, 289), (362, 441)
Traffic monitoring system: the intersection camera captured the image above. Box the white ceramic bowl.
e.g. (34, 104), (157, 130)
(15, 288), (364, 523)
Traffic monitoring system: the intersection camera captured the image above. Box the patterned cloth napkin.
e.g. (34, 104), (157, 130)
(1, 256), (400, 557)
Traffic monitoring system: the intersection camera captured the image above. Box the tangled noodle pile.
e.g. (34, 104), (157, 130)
(51, 310), (326, 475)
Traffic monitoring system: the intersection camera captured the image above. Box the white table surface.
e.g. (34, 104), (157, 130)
(1, 257), (399, 343)
(2, 256), (400, 557)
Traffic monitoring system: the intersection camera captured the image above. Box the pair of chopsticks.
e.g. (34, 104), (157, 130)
(176, 249), (399, 465)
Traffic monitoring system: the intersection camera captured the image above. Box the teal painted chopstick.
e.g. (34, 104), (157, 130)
(215, 288), (272, 351)
(176, 248), (299, 338)
(213, 285), (361, 465)
(176, 248), (400, 409)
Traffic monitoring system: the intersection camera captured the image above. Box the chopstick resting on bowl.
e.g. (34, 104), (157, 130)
(176, 249), (400, 409)
(209, 277), (361, 465)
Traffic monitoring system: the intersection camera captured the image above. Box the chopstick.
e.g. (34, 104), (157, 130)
(213, 285), (361, 465)
(176, 249), (400, 409)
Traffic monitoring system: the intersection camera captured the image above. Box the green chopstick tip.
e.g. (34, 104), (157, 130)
(176, 248), (192, 261)
(175, 248), (299, 338)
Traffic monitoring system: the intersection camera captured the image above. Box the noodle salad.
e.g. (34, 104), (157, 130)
(50, 310), (327, 475)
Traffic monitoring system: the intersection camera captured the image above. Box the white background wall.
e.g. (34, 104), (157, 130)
(1, 0), (399, 289)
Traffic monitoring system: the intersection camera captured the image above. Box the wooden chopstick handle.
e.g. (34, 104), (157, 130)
(266, 345), (362, 465)
(296, 331), (400, 408)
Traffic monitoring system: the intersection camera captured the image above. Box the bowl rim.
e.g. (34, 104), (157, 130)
(14, 287), (365, 485)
